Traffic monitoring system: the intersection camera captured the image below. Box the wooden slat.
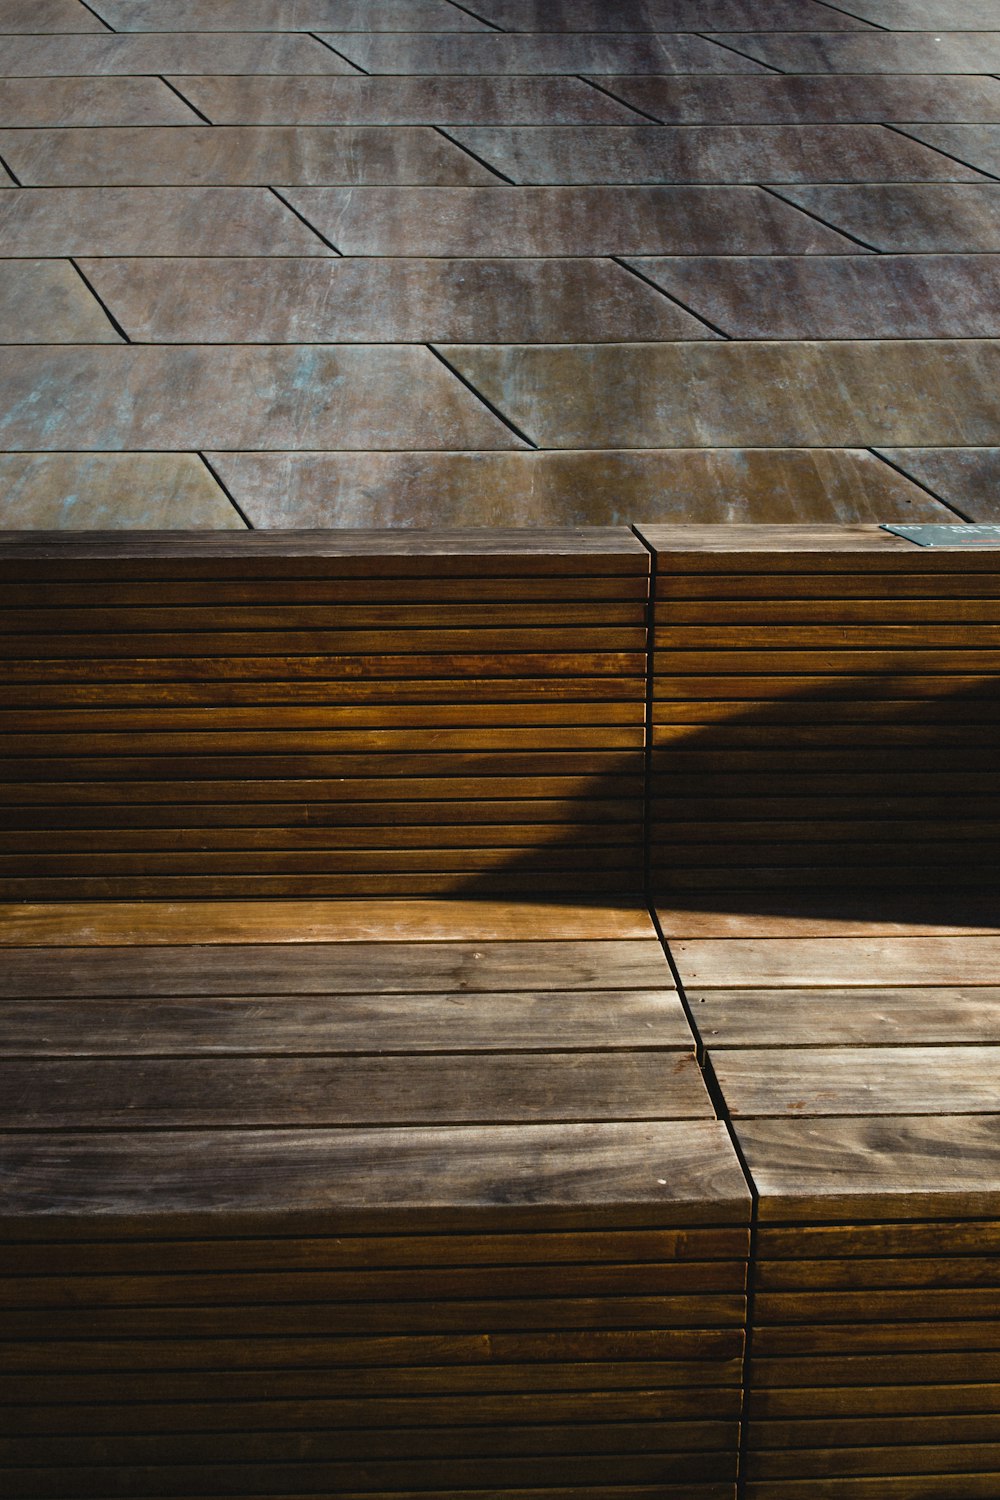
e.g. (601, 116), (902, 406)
(673, 937), (1000, 988)
(688, 989), (1000, 1047)
(0, 1051), (713, 1128)
(0, 900), (656, 946)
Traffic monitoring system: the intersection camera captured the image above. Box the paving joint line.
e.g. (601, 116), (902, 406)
(308, 33), (369, 73)
(577, 76), (663, 124)
(433, 125), (515, 182)
(267, 186), (343, 255)
(76, 0), (116, 31)
(613, 255), (732, 339)
(882, 121), (1000, 182)
(442, 0), (506, 31)
(696, 32), (785, 74)
(197, 453), (254, 530)
(158, 76), (213, 125)
(813, 0), (891, 28)
(68, 257), (131, 342)
(760, 182), (882, 252)
(427, 344), (538, 448)
(0, 151), (22, 186)
(868, 448), (975, 522)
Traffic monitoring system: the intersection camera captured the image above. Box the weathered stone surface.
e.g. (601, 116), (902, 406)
(0, 453), (244, 528)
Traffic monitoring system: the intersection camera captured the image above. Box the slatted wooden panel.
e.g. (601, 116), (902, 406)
(0, 530), (648, 899)
(637, 524), (1000, 891)
(664, 901), (1000, 1500)
(0, 899), (750, 1500)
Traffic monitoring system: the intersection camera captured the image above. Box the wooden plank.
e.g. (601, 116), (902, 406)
(0, 1051), (713, 1127)
(0, 990), (691, 1057)
(672, 937), (1000, 988)
(736, 1116), (1000, 1222)
(658, 600), (1000, 623)
(0, 750), (643, 780)
(0, 626), (648, 657)
(0, 775), (645, 806)
(657, 900), (1000, 938)
(0, 1386), (744, 1431)
(0, 1120), (752, 1234)
(0, 1259), (747, 1308)
(0, 726), (646, 755)
(0, 873), (646, 899)
(0, 576), (653, 606)
(0, 602), (649, 631)
(687, 989), (1000, 1047)
(0, 1453), (735, 1493)
(0, 824), (647, 853)
(750, 1353), (1000, 1388)
(0, 939), (672, 996)
(759, 1223), (1000, 1259)
(656, 625), (1000, 648)
(714, 1047), (1000, 1118)
(746, 1444), (1000, 1481)
(0, 1327), (745, 1373)
(0, 1295), (747, 1339)
(0, 846), (644, 876)
(656, 575), (1000, 600)
(755, 1290), (1000, 1324)
(0, 1420), (741, 1462)
(758, 1257), (1000, 1289)
(742, 1473), (1000, 1498)
(0, 800), (642, 830)
(0, 702), (646, 731)
(0, 528), (650, 575)
(0, 1227), (748, 1271)
(0, 677), (644, 706)
(748, 1385), (1000, 1419)
(0, 900), (657, 946)
(1, 650), (646, 681)
(0, 1358), (747, 1402)
(653, 674), (1000, 701)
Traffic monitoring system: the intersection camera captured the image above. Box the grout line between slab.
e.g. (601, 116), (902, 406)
(869, 448), (975, 522)
(613, 255), (732, 339)
(158, 76), (213, 124)
(267, 185), (342, 254)
(882, 120), (1000, 181)
(577, 75), (664, 124)
(696, 32), (786, 75)
(442, 0), (506, 31)
(760, 182), (882, 251)
(427, 344), (538, 448)
(308, 33), (368, 73)
(433, 124), (516, 182)
(75, 0), (116, 31)
(68, 256), (131, 341)
(197, 452), (254, 530)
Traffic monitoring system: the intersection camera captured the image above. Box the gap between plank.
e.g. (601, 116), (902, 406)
(198, 452), (255, 530)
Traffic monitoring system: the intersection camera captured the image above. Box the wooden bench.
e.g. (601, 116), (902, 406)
(1, 525), (997, 1500)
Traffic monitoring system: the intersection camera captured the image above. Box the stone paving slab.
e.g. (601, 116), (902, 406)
(0, 0), (997, 528)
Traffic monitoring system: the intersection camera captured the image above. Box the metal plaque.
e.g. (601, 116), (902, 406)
(882, 524), (1000, 548)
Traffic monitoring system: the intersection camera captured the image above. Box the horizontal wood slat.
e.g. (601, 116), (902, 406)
(638, 524), (1000, 892)
(0, 531), (648, 898)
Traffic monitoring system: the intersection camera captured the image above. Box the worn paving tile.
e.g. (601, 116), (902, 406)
(0, 261), (122, 343)
(0, 34), (359, 76)
(0, 0), (106, 30)
(174, 75), (642, 126)
(589, 73), (1000, 124)
(776, 184), (1000, 251)
(80, 256), (713, 343)
(0, 126), (493, 187)
(0, 77), (202, 128)
(833, 0), (1000, 27)
(0, 346), (525, 451)
(209, 448), (947, 528)
(627, 255), (1000, 338)
(281, 185), (855, 256)
(318, 32), (771, 76)
(875, 449), (1000, 522)
(0, 453), (244, 529)
(90, 0), (489, 29)
(457, 0), (873, 30)
(0, 187), (334, 255)
(896, 124), (1000, 178)
(448, 124), (981, 185)
(708, 31), (1000, 73)
(439, 341), (1000, 448)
